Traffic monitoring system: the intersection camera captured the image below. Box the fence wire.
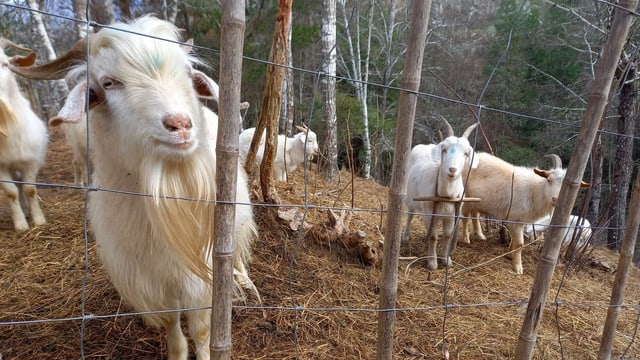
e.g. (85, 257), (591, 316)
(0, 1), (639, 359)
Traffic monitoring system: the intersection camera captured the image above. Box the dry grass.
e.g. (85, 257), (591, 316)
(0, 127), (638, 359)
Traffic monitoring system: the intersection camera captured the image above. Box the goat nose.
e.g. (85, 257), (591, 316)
(448, 167), (457, 175)
(163, 114), (192, 132)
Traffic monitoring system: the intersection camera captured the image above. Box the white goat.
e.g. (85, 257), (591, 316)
(13, 16), (257, 360)
(524, 213), (592, 248)
(461, 153), (587, 274)
(49, 82), (89, 186)
(403, 124), (478, 270)
(238, 125), (319, 181)
(0, 38), (48, 231)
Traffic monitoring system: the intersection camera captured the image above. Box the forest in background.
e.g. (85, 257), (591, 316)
(0, 0), (638, 257)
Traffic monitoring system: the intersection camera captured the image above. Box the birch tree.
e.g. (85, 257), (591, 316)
(26, 0), (67, 118)
(321, 0), (338, 180)
(337, 0), (373, 178)
(279, 13), (294, 135)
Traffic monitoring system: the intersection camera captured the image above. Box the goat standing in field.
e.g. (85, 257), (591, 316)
(461, 153), (588, 274)
(404, 123), (479, 270)
(12, 16), (258, 360)
(239, 124), (319, 181)
(0, 38), (48, 231)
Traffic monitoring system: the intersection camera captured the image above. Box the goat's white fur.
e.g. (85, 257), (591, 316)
(238, 126), (319, 181)
(17, 17), (257, 360)
(0, 39), (48, 231)
(403, 124), (478, 270)
(461, 152), (568, 274)
(524, 214), (592, 248)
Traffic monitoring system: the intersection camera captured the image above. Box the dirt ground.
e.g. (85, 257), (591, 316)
(0, 127), (639, 359)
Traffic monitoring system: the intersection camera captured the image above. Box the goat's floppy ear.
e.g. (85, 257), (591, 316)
(49, 81), (88, 126)
(192, 70), (220, 102)
(9, 51), (37, 67)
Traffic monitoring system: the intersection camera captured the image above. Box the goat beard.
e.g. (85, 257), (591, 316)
(141, 149), (216, 282)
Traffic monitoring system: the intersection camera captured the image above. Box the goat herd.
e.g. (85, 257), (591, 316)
(0, 15), (591, 360)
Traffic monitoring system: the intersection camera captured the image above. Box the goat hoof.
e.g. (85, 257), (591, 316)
(426, 259), (438, 271)
(442, 257), (453, 268)
(513, 265), (524, 275)
(14, 220), (29, 232)
(32, 215), (46, 226)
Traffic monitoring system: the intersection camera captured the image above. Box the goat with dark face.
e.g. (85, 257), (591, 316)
(11, 16), (257, 360)
(0, 38), (47, 231)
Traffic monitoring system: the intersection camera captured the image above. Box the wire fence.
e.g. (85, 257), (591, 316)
(0, 1), (639, 359)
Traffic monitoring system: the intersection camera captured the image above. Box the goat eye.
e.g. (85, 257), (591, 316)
(102, 77), (122, 90)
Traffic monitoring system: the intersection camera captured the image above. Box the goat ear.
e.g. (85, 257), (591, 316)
(533, 168), (550, 179)
(9, 51), (37, 67)
(49, 82), (88, 126)
(192, 70), (219, 102)
(430, 143), (442, 162)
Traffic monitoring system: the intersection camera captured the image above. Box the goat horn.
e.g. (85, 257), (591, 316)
(295, 124), (308, 133)
(545, 153), (563, 169)
(461, 123), (478, 139)
(9, 37), (89, 80)
(439, 115), (454, 138)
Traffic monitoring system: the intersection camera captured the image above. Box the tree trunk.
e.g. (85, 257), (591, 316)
(607, 58), (636, 249)
(587, 130), (604, 244)
(321, 0), (338, 181)
(380, 0), (398, 118)
(91, 0), (115, 25)
(279, 22), (294, 136)
(245, 0), (292, 203)
(211, 1), (245, 359)
(376, 1), (432, 359)
(27, 0), (68, 119)
(73, 0), (92, 36)
(117, 0), (131, 19)
(338, 0), (372, 178)
(515, 1), (638, 358)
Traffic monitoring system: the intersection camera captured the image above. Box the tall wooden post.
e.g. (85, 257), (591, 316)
(597, 164), (640, 359)
(515, 1), (638, 359)
(212, 1), (245, 359)
(376, 1), (432, 359)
